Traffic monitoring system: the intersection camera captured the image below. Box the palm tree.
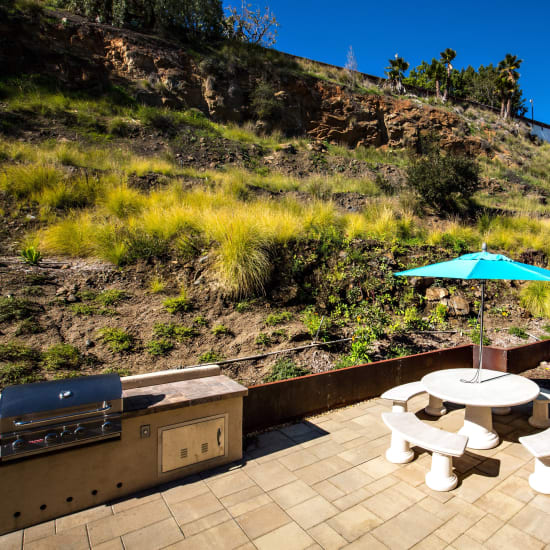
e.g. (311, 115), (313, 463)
(426, 58), (445, 99)
(440, 48), (456, 101)
(385, 55), (409, 93)
(497, 53), (523, 119)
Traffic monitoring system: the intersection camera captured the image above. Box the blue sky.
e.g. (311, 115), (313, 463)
(223, 0), (549, 124)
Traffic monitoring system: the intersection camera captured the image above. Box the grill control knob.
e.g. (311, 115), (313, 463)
(45, 432), (58, 444)
(102, 421), (114, 432)
(12, 438), (25, 450)
(61, 430), (72, 440)
(74, 426), (86, 438)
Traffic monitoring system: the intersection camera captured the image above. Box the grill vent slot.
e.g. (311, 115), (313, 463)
(201, 442), (208, 454)
(180, 448), (188, 459)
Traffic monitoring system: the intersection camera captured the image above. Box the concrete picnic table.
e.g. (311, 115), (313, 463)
(422, 368), (540, 450)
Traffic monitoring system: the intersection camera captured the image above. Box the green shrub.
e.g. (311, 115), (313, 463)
(42, 344), (81, 371)
(0, 363), (40, 386)
(146, 339), (174, 356)
(198, 350), (224, 364)
(148, 276), (166, 294)
(163, 287), (191, 314)
(387, 343), (414, 358)
(0, 297), (40, 323)
(235, 300), (252, 313)
(255, 332), (271, 346)
(250, 80), (279, 120)
(407, 145), (480, 214)
(335, 326), (375, 369)
(98, 327), (135, 353)
(102, 366), (132, 376)
(520, 282), (550, 318)
(96, 289), (128, 306)
(403, 306), (429, 331)
(193, 315), (209, 326)
(302, 307), (331, 340)
(21, 245), (42, 265)
(108, 117), (132, 137)
(429, 303), (448, 327)
(70, 304), (96, 316)
(153, 322), (197, 341)
(508, 326), (528, 340)
(263, 357), (310, 382)
(15, 319), (43, 336)
(0, 341), (39, 363)
(265, 311), (292, 326)
(211, 324), (231, 336)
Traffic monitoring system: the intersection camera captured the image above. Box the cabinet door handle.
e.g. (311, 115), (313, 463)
(217, 427), (222, 446)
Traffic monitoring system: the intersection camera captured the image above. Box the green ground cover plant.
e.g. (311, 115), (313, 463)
(263, 357), (310, 382)
(98, 327), (135, 352)
(265, 311), (293, 326)
(41, 343), (81, 371)
(146, 339), (174, 356)
(198, 350), (224, 363)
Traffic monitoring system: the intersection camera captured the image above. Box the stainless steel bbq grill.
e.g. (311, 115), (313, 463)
(0, 374), (122, 461)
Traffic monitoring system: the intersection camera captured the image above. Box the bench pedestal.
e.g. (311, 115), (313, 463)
(529, 457), (550, 494)
(529, 400), (550, 429)
(424, 395), (446, 417)
(459, 405), (499, 450)
(386, 432), (414, 464)
(425, 452), (458, 492)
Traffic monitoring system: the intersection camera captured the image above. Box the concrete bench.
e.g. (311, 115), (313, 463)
(519, 428), (550, 494)
(381, 381), (447, 416)
(528, 389), (550, 429)
(382, 412), (468, 491)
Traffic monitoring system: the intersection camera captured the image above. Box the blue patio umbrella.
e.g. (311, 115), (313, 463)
(395, 243), (550, 382)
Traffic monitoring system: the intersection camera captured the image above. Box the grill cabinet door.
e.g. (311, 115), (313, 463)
(160, 416), (225, 473)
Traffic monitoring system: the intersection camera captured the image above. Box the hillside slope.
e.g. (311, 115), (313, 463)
(1, 5), (550, 388)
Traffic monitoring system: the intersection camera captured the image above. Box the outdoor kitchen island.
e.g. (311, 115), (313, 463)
(0, 371), (247, 535)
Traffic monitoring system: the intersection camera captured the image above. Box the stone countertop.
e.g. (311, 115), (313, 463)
(122, 375), (248, 417)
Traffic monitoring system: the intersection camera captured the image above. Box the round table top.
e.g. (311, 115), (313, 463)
(422, 368), (540, 408)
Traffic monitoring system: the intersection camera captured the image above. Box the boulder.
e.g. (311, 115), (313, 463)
(448, 295), (470, 316)
(426, 287), (449, 301)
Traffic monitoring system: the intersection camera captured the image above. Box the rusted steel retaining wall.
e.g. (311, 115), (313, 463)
(243, 345), (472, 433)
(244, 339), (550, 433)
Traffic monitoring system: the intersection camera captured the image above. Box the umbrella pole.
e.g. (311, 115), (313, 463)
(478, 280), (486, 381)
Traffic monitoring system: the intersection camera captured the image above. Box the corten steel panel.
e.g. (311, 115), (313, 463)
(243, 345), (473, 433)
(472, 346), (508, 373)
(506, 339), (550, 374)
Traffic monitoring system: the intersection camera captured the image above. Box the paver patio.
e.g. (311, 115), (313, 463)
(2, 394), (549, 550)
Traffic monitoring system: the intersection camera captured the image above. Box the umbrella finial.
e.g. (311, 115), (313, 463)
(482, 242), (487, 252)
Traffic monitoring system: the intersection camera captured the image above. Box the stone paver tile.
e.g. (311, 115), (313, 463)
(328, 467), (373, 494)
(111, 490), (160, 514)
(307, 440), (346, 460)
(206, 470), (255, 499)
(452, 468), (501, 503)
(220, 485), (264, 510)
(235, 501), (291, 540)
(287, 495), (338, 530)
(246, 461), (298, 491)
(169, 492), (223, 525)
(312, 480), (346, 502)
(280, 422), (319, 440)
(161, 479), (209, 505)
(24, 525), (89, 550)
(476, 451), (525, 477)
(235, 544), (256, 550)
(333, 488), (371, 511)
(121, 517), (183, 550)
(165, 520), (248, 550)
(269, 480), (317, 509)
(337, 439), (388, 467)
(362, 486), (416, 521)
(327, 504), (383, 542)
(295, 456), (351, 486)
(466, 514), (503, 543)
(307, 523), (347, 550)
(180, 509), (231, 537)
(516, 466), (532, 480)
(474, 489), (524, 521)
(93, 539), (124, 550)
(450, 534), (486, 550)
(255, 430), (295, 450)
(501, 442), (534, 461)
(417, 483), (455, 503)
(253, 443), (296, 464)
(278, 449), (319, 471)
(23, 521), (55, 543)
(358, 456), (400, 479)
(88, 499), (171, 546)
(497, 474), (536, 503)
(434, 514), (478, 544)
(510, 504), (550, 544)
(366, 475), (399, 495)
(409, 533), (447, 550)
(0, 530), (22, 550)
(223, 490), (271, 518)
(485, 524), (544, 550)
(531, 494), (550, 514)
(391, 461), (427, 487)
(444, 497), (485, 523)
(390, 480), (426, 503)
(453, 453), (482, 474)
(344, 532), (389, 549)
(56, 505), (113, 532)
(253, 522), (314, 550)
(371, 504), (445, 550)
(417, 496), (457, 522)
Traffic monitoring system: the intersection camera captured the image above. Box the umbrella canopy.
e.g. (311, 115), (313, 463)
(396, 250), (550, 282)
(395, 244), (550, 383)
